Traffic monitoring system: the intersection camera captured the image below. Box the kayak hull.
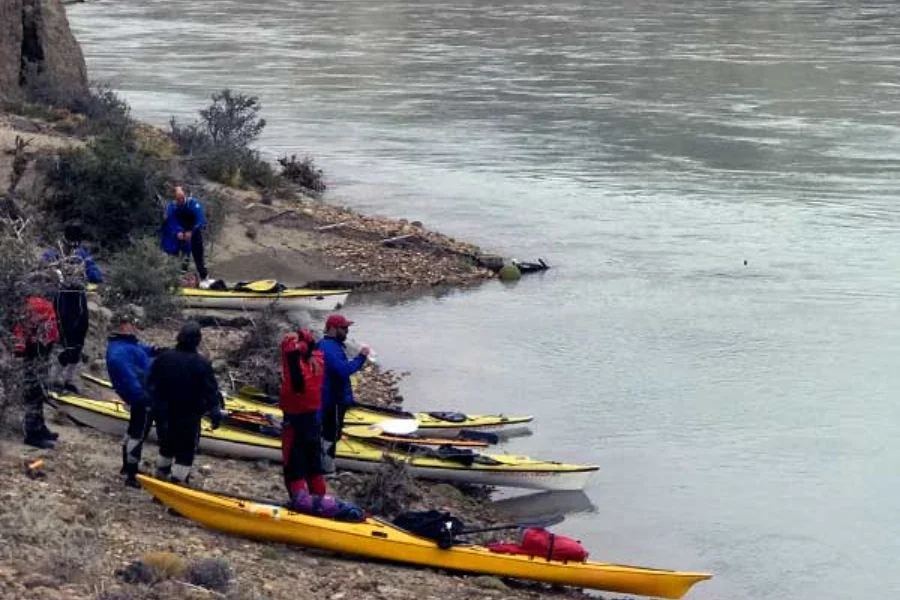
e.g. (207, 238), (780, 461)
(137, 476), (711, 599)
(52, 394), (595, 491)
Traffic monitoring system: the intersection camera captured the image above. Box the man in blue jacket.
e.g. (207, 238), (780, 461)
(160, 185), (213, 288)
(106, 313), (162, 487)
(319, 313), (370, 472)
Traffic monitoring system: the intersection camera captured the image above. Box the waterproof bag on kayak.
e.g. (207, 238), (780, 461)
(393, 510), (465, 549)
(487, 527), (589, 562)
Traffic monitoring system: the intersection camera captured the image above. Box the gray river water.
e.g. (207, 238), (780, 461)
(66, 1), (900, 598)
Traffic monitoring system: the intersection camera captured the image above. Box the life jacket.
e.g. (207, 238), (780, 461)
(12, 296), (60, 356)
(487, 527), (589, 562)
(279, 330), (324, 414)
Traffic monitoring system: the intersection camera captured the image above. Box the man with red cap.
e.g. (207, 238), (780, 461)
(160, 185), (213, 288)
(318, 313), (370, 472)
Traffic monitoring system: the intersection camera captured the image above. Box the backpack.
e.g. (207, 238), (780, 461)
(392, 510), (465, 549)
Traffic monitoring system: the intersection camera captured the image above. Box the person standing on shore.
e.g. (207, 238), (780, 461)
(41, 222), (102, 394)
(279, 328), (327, 500)
(105, 312), (162, 487)
(147, 321), (224, 484)
(319, 314), (370, 472)
(13, 273), (61, 449)
(160, 186), (213, 289)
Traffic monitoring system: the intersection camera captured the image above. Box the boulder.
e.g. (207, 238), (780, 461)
(498, 263), (521, 281)
(0, 0), (24, 102)
(0, 0), (89, 103)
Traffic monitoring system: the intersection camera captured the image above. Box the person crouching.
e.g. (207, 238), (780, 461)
(147, 321), (224, 484)
(105, 314), (162, 488)
(279, 328), (327, 501)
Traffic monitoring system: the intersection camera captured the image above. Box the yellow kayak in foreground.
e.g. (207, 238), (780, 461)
(137, 476), (711, 598)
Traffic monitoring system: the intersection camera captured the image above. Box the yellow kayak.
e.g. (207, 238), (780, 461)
(177, 286), (349, 312)
(137, 476), (711, 598)
(51, 393), (596, 491)
(81, 373), (533, 437)
(86, 282), (349, 312)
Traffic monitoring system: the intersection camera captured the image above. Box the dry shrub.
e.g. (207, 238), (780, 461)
(40, 528), (95, 584)
(185, 557), (232, 592)
(352, 455), (421, 518)
(0, 492), (104, 584)
(139, 551), (188, 581)
(0, 227), (33, 430)
(224, 308), (291, 396)
(277, 154), (326, 195)
(104, 237), (184, 324)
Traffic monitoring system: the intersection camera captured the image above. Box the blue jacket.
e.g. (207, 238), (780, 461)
(106, 334), (158, 406)
(160, 197), (207, 256)
(319, 337), (366, 408)
(41, 246), (104, 284)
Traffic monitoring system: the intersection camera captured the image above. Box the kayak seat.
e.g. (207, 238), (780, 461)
(234, 280), (288, 294)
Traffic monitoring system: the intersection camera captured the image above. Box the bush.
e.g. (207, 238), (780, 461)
(16, 75), (133, 140)
(225, 308), (289, 395)
(0, 227), (43, 431)
(185, 557), (232, 592)
(278, 154), (326, 195)
(69, 83), (133, 139)
(170, 89), (275, 188)
(104, 237), (183, 324)
(200, 89), (266, 150)
(41, 135), (167, 252)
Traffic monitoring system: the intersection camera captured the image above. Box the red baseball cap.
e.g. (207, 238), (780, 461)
(325, 314), (354, 330)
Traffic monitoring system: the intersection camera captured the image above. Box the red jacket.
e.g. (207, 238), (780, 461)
(13, 296), (60, 356)
(279, 332), (324, 414)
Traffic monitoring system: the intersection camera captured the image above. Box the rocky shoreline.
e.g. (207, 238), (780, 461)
(0, 2), (594, 598)
(0, 105), (594, 598)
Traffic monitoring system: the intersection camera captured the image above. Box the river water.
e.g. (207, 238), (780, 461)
(66, 1), (900, 598)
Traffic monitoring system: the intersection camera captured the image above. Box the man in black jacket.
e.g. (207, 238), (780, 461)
(147, 321), (224, 484)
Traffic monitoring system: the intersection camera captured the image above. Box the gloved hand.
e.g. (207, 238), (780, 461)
(209, 407), (225, 430)
(359, 344), (371, 357)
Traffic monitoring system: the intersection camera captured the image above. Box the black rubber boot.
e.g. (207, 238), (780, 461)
(24, 434), (55, 450)
(39, 425), (59, 441)
(124, 463), (140, 488)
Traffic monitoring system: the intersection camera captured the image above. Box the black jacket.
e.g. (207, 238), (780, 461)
(147, 347), (222, 419)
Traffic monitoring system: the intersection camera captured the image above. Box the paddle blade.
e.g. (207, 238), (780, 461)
(376, 418), (419, 436)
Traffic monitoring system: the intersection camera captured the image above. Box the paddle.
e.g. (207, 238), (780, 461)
(344, 418), (419, 438)
(460, 513), (565, 534)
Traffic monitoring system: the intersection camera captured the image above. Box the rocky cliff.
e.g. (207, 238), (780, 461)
(0, 0), (88, 103)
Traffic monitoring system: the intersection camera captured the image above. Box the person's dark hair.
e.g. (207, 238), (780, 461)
(176, 321), (202, 351)
(63, 221), (84, 244)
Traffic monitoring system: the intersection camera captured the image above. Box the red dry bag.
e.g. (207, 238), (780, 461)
(487, 527), (589, 562)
